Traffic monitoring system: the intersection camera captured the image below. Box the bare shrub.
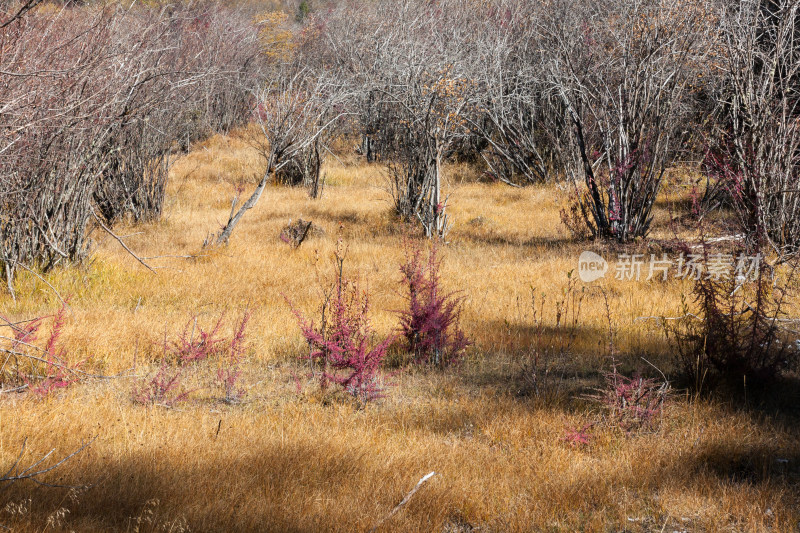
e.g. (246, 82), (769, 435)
(546, 0), (718, 242)
(274, 138), (325, 197)
(0, 7), (120, 283)
(312, 0), (477, 237)
(0, 3), (264, 292)
(377, 4), (475, 238)
(706, 0), (800, 257)
(93, 4), (263, 224)
(467, 0), (566, 186)
(665, 242), (799, 390)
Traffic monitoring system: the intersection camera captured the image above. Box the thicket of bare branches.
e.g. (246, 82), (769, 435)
(0, 2), (262, 291)
(706, 0), (800, 257)
(310, 0), (479, 237)
(3, 0), (799, 267)
(94, 5), (263, 225)
(217, 0), (798, 247)
(301, 0), (723, 239)
(543, 0), (718, 242)
(466, 0), (565, 186)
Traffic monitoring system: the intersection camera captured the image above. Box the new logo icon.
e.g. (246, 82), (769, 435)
(578, 251), (607, 282)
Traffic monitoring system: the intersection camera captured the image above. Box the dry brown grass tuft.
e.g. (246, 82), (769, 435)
(1, 132), (798, 532)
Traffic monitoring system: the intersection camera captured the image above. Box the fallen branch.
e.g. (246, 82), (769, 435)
(12, 262), (69, 309)
(634, 313), (701, 323)
(0, 436), (95, 491)
(91, 209), (156, 273)
(368, 471), (436, 533)
(686, 235), (744, 247)
(0, 384), (28, 394)
(0, 316), (46, 328)
(0, 345), (135, 381)
(141, 254), (208, 261)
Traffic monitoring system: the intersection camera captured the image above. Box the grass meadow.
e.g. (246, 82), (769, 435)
(1, 132), (799, 532)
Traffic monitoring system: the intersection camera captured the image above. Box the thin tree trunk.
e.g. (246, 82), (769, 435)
(432, 138), (442, 237)
(215, 153), (274, 245)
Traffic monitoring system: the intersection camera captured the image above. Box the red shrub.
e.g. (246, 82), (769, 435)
(1, 304), (83, 397)
(592, 365), (669, 433)
(132, 363), (188, 407)
(290, 241), (393, 404)
(563, 424), (593, 447)
(166, 314), (227, 364)
(135, 310), (251, 406)
(398, 238), (469, 368)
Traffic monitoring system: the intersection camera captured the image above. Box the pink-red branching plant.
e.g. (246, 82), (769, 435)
(134, 310), (251, 407)
(166, 314), (227, 364)
(398, 238), (469, 368)
(132, 362), (189, 407)
(290, 240), (393, 404)
(563, 423), (594, 448)
(591, 364), (669, 433)
(1, 304), (84, 397)
(215, 310), (251, 404)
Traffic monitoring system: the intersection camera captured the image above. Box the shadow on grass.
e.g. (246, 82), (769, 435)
(455, 231), (577, 251)
(4, 381), (800, 532)
(692, 443), (800, 485)
(1, 438), (449, 533)
(698, 375), (800, 425)
(470, 319), (678, 369)
(465, 320), (800, 430)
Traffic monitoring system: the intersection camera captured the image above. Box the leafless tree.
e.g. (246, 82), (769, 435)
(465, 0), (566, 186)
(274, 136), (327, 197)
(0, 3), (264, 294)
(93, 4), (263, 224)
(317, 0), (476, 237)
(545, 0), (717, 241)
(213, 64), (346, 244)
(303, 2), (391, 163)
(708, 0), (800, 256)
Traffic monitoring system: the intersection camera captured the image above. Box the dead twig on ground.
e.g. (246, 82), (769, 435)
(369, 471), (436, 533)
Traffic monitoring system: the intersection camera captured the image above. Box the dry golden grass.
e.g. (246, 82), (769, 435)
(1, 132), (799, 532)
